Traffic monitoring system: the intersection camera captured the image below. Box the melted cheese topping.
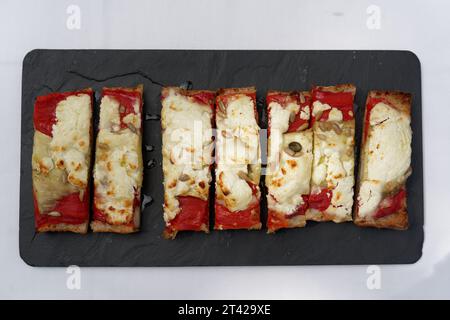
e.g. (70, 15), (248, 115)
(367, 103), (412, 182)
(358, 102), (412, 217)
(300, 105), (310, 120)
(267, 131), (313, 214)
(161, 89), (213, 222)
(94, 95), (142, 225)
(311, 102), (355, 220)
(328, 108), (343, 121)
(216, 95), (260, 212)
(49, 94), (91, 188)
(218, 165), (254, 211)
(312, 101), (331, 117)
(269, 102), (299, 133)
(266, 99), (312, 214)
(358, 180), (383, 216)
(32, 131), (79, 214)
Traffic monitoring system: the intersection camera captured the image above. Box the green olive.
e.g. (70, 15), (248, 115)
(288, 141), (302, 153)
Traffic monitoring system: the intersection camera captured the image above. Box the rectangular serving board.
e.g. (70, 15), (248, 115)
(20, 50), (423, 266)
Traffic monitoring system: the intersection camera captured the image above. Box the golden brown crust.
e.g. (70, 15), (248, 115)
(162, 86), (215, 97)
(305, 210), (323, 222)
(314, 83), (356, 96)
(354, 208), (409, 230)
(266, 90), (308, 106)
(266, 90), (300, 110)
(90, 221), (138, 234)
(267, 213), (306, 234)
(267, 90), (297, 96)
(301, 91), (311, 99)
(103, 84), (144, 94)
(163, 229), (177, 240)
(306, 209), (352, 223)
(163, 223), (209, 240)
(215, 222), (262, 231)
(217, 86), (256, 96)
(367, 90), (412, 116)
(37, 222), (88, 234)
(71, 88), (93, 95)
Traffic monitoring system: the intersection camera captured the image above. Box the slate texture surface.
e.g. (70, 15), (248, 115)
(20, 50), (423, 266)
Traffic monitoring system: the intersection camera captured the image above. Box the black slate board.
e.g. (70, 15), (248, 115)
(20, 50), (424, 266)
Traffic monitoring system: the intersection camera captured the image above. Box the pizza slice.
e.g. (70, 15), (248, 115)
(161, 87), (215, 239)
(215, 87), (262, 230)
(32, 89), (93, 233)
(91, 85), (144, 233)
(265, 91), (313, 232)
(306, 84), (356, 223)
(354, 91), (412, 229)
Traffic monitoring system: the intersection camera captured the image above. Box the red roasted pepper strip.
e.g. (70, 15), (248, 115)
(308, 188), (332, 212)
(160, 90), (215, 109)
(215, 180), (260, 230)
(215, 200), (261, 230)
(166, 196), (209, 232)
(267, 195), (309, 231)
(103, 88), (143, 129)
(267, 92), (311, 135)
(364, 97), (392, 141)
(34, 89), (92, 137)
(34, 190), (88, 228)
(216, 91), (258, 122)
(374, 189), (406, 219)
(311, 88), (354, 124)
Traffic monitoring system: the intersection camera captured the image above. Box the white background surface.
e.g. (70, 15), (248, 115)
(1, 0), (449, 299)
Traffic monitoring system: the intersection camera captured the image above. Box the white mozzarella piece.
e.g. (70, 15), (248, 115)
(357, 180), (383, 217)
(367, 102), (411, 183)
(266, 98), (312, 215)
(312, 101), (331, 117)
(328, 108), (343, 121)
(267, 131), (313, 214)
(218, 165), (254, 212)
